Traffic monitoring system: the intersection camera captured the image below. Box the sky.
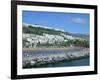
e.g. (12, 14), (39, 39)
(22, 11), (90, 35)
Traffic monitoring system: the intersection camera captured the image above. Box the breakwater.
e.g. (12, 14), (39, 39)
(22, 47), (89, 68)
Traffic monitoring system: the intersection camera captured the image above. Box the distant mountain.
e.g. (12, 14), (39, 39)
(70, 33), (89, 40)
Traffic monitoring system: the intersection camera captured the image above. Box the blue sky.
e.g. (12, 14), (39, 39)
(22, 11), (90, 35)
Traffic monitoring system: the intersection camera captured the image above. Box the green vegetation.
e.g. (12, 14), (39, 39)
(72, 39), (89, 48)
(23, 25), (69, 35)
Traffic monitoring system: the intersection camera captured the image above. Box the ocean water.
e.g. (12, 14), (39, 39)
(35, 57), (89, 68)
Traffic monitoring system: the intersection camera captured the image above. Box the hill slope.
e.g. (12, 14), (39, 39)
(22, 24), (89, 48)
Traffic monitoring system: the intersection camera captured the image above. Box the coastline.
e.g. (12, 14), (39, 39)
(23, 56), (89, 68)
(23, 47), (88, 51)
(22, 47), (89, 68)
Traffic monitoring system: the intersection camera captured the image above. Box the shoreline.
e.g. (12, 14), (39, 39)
(22, 47), (89, 68)
(23, 47), (88, 51)
(23, 56), (89, 68)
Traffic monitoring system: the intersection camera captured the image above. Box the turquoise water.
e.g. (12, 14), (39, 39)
(45, 57), (89, 67)
(24, 57), (89, 68)
(32, 57), (90, 68)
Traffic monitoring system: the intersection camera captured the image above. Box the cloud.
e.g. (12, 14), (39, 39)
(71, 17), (86, 24)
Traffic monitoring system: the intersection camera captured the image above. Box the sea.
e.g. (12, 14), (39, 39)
(33, 57), (89, 68)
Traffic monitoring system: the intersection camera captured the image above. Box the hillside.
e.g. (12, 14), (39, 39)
(23, 24), (88, 39)
(23, 25), (70, 36)
(22, 24), (89, 48)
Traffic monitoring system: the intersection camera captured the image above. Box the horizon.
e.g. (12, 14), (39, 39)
(22, 11), (90, 35)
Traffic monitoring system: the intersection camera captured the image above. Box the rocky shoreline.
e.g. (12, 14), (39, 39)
(22, 47), (89, 68)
